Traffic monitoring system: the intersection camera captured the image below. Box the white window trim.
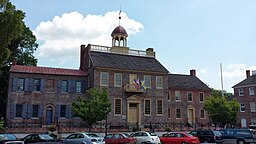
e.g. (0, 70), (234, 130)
(187, 92), (193, 102)
(176, 108), (182, 119)
(144, 75), (151, 88)
(240, 103), (245, 112)
(156, 99), (163, 116)
(114, 98), (122, 116)
(199, 92), (204, 102)
(175, 91), (181, 101)
(100, 72), (109, 86)
(239, 88), (244, 96)
(114, 73), (122, 87)
(156, 76), (163, 89)
(250, 102), (256, 112)
(144, 99), (151, 116)
(249, 87), (255, 96)
(200, 109), (205, 119)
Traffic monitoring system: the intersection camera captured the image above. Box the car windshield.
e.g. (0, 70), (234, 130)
(39, 134), (54, 140)
(122, 133), (130, 138)
(0, 134), (17, 141)
(148, 132), (157, 136)
(213, 131), (222, 136)
(86, 134), (99, 137)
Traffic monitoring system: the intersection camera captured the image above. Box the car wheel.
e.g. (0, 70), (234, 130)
(203, 139), (209, 143)
(237, 140), (245, 144)
(181, 142), (187, 144)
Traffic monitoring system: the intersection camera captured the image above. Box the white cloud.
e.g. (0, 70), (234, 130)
(223, 63), (246, 78)
(33, 11), (144, 67)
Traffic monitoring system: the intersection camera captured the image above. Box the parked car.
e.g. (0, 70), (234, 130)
(104, 132), (136, 144)
(160, 132), (200, 144)
(189, 130), (224, 143)
(22, 133), (61, 144)
(0, 134), (24, 144)
(63, 132), (104, 144)
(130, 131), (160, 144)
(219, 128), (256, 144)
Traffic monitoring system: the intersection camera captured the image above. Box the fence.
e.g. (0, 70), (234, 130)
(1, 120), (226, 133)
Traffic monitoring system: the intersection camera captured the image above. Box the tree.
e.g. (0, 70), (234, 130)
(0, 0), (38, 118)
(0, 0), (25, 67)
(71, 88), (111, 132)
(203, 89), (240, 128)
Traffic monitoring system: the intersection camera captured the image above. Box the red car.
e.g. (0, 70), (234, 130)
(104, 133), (136, 144)
(160, 132), (200, 144)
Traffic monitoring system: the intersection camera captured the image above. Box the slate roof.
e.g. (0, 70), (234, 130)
(89, 51), (169, 73)
(10, 65), (87, 76)
(168, 74), (210, 90)
(232, 75), (256, 88)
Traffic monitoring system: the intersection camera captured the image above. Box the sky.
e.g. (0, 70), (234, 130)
(10, 0), (256, 93)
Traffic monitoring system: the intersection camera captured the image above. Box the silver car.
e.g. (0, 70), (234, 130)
(63, 132), (105, 144)
(130, 131), (160, 144)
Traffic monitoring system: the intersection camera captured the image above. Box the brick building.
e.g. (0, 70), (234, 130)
(232, 70), (256, 128)
(6, 20), (211, 130)
(6, 63), (87, 128)
(168, 70), (211, 128)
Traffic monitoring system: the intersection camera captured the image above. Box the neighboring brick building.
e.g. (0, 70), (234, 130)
(6, 63), (87, 128)
(168, 70), (211, 128)
(232, 70), (256, 128)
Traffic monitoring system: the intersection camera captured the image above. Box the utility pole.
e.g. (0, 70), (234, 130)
(220, 63), (224, 97)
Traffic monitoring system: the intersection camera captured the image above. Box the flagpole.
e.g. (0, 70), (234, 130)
(220, 63), (224, 97)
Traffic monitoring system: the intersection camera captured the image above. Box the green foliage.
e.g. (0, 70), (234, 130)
(0, 0), (25, 66)
(0, 0), (38, 118)
(203, 89), (240, 127)
(164, 127), (171, 132)
(71, 88), (111, 131)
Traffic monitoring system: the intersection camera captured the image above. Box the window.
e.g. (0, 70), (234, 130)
(199, 92), (204, 102)
(129, 74), (137, 84)
(200, 109), (205, 118)
(187, 92), (193, 102)
(76, 81), (82, 93)
(32, 105), (39, 117)
(144, 100), (151, 115)
(33, 79), (41, 91)
(249, 87), (255, 96)
(114, 98), (122, 115)
(251, 118), (256, 125)
(156, 100), (163, 115)
(239, 88), (244, 96)
(100, 72), (109, 86)
(144, 75), (151, 88)
(250, 102), (256, 112)
(17, 78), (24, 91)
(240, 103), (245, 112)
(175, 91), (181, 101)
(168, 90), (170, 101)
(16, 104), (23, 117)
(168, 108), (171, 119)
(156, 76), (163, 89)
(61, 80), (68, 92)
(60, 105), (66, 117)
(176, 109), (181, 118)
(45, 79), (54, 92)
(114, 73), (122, 87)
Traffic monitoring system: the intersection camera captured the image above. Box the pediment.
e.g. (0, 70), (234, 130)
(127, 95), (141, 100)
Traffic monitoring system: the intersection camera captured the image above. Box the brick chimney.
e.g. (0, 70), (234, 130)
(12, 57), (17, 66)
(190, 69), (196, 77)
(246, 70), (250, 78)
(146, 48), (155, 57)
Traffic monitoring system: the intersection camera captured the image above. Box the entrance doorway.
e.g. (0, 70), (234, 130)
(45, 106), (53, 125)
(128, 103), (139, 125)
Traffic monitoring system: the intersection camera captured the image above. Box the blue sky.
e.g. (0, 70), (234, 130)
(10, 0), (256, 93)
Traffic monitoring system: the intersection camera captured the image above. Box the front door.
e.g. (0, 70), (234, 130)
(188, 109), (194, 125)
(128, 103), (139, 124)
(45, 106), (53, 125)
